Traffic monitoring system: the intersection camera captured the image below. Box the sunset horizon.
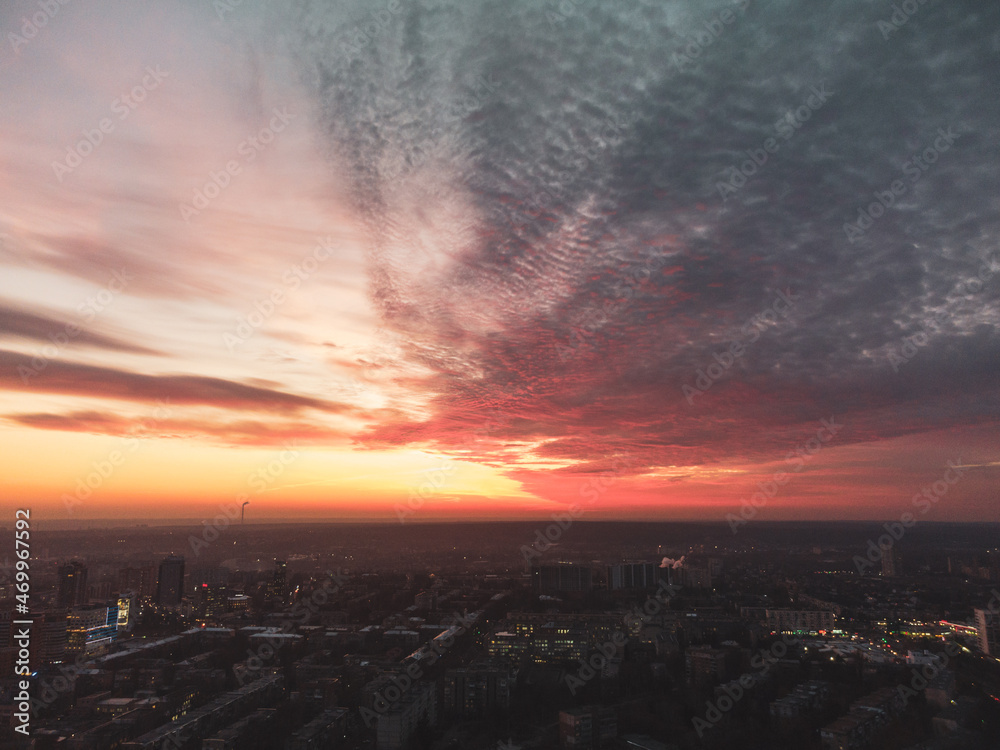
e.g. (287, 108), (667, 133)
(2, 0), (997, 526)
(4, 2), (1000, 747)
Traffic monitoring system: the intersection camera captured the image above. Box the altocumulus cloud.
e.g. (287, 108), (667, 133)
(275, 0), (1000, 477)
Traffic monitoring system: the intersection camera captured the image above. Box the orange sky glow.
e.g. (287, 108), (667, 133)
(1, 1), (997, 525)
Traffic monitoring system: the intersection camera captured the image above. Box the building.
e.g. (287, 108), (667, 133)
(33, 610), (68, 665)
(559, 705), (617, 748)
(819, 686), (906, 750)
(67, 604), (119, 655)
(286, 708), (348, 750)
(118, 565), (157, 600)
(117, 593), (135, 632)
(123, 674), (284, 750)
(679, 562), (712, 589)
(607, 562), (659, 590)
(925, 669), (956, 710)
(507, 612), (619, 643)
(156, 555), (185, 607)
(268, 560), (287, 598)
(486, 631), (525, 661)
(88, 580), (115, 602)
(202, 708), (276, 750)
(414, 590), (436, 609)
(95, 697), (138, 716)
(196, 583), (229, 621)
(770, 680), (832, 721)
(384, 629), (420, 651)
(532, 564), (593, 592)
(685, 646), (730, 688)
(488, 613), (620, 665)
(820, 711), (874, 750)
(766, 609), (836, 633)
(374, 680), (436, 750)
(974, 607), (1000, 655)
(441, 664), (513, 716)
(58, 561), (89, 607)
(881, 547), (897, 577)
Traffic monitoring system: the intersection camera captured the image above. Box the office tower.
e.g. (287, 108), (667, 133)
(532, 563), (593, 592)
(34, 610), (68, 666)
(156, 555), (185, 607)
(269, 560), (287, 597)
(57, 561), (88, 607)
(196, 583), (228, 620)
(607, 562), (658, 590)
(88, 581), (114, 602)
(66, 604), (119, 655)
(975, 608), (1000, 655)
(882, 547), (897, 577)
(118, 564), (156, 599)
(117, 593), (135, 631)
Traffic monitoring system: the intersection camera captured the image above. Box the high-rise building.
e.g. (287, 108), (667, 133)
(34, 610), (68, 666)
(881, 547), (897, 577)
(117, 593), (135, 632)
(607, 562), (658, 590)
(57, 561), (88, 607)
(88, 581), (114, 602)
(67, 604), (119, 655)
(975, 608), (1000, 655)
(269, 560), (287, 598)
(118, 565), (156, 599)
(196, 583), (229, 620)
(156, 556), (185, 607)
(532, 563), (593, 592)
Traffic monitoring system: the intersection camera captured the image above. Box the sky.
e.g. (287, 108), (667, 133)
(1, 0), (998, 524)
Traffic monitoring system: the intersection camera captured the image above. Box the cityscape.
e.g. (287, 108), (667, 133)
(3, 522), (1000, 748)
(2, 0), (999, 748)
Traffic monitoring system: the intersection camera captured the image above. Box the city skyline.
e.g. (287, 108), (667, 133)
(1, 0), (998, 523)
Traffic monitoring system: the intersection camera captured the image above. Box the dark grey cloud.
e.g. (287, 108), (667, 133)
(0, 349), (346, 413)
(282, 0), (1000, 467)
(0, 301), (161, 356)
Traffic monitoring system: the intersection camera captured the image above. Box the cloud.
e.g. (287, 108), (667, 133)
(0, 302), (161, 356)
(0, 349), (346, 414)
(5, 409), (348, 446)
(287, 0), (1000, 478)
